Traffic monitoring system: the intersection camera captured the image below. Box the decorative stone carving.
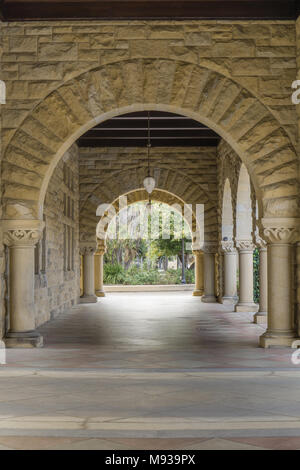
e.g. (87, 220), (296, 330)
(235, 240), (255, 252)
(221, 240), (236, 253)
(79, 244), (96, 256)
(256, 235), (267, 251)
(261, 218), (300, 245)
(4, 229), (43, 246)
(263, 227), (299, 245)
(202, 242), (218, 254)
(2, 220), (45, 247)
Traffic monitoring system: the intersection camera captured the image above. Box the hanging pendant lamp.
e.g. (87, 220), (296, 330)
(143, 111), (156, 198)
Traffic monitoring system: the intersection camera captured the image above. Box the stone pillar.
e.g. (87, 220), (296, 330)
(192, 250), (204, 296)
(3, 220), (44, 348)
(95, 239), (106, 297)
(254, 236), (268, 324)
(221, 241), (238, 305)
(80, 244), (97, 303)
(202, 243), (217, 303)
(235, 240), (258, 312)
(260, 219), (299, 348)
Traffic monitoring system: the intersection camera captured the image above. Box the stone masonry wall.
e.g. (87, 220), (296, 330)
(1, 19), (297, 155)
(34, 144), (80, 327)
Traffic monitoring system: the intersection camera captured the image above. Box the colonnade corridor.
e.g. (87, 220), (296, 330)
(1, 292), (300, 450)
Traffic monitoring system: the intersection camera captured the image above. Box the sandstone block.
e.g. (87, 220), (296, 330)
(212, 39), (255, 57)
(117, 26), (148, 39)
(25, 26), (52, 35)
(38, 42), (77, 61)
(90, 34), (115, 49)
(9, 36), (37, 53)
(19, 63), (63, 80)
(233, 24), (270, 39)
(231, 58), (270, 76)
(256, 46), (295, 57)
(185, 32), (212, 46)
(271, 25), (296, 46)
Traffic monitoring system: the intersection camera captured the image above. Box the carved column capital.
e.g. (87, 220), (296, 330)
(2, 220), (45, 247)
(221, 241), (236, 253)
(79, 243), (97, 256)
(261, 218), (300, 245)
(236, 240), (255, 252)
(255, 235), (267, 251)
(202, 242), (218, 254)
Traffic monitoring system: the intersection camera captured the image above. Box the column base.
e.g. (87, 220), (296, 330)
(260, 330), (297, 348)
(202, 295), (217, 303)
(222, 296), (238, 306)
(235, 303), (258, 313)
(193, 290), (203, 297)
(80, 295), (98, 304)
(254, 312), (267, 324)
(96, 290), (106, 298)
(5, 330), (43, 348)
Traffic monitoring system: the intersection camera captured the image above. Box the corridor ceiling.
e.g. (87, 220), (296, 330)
(77, 111), (221, 148)
(1, 0), (299, 21)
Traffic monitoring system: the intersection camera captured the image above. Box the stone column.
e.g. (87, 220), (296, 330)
(235, 240), (258, 312)
(202, 243), (217, 303)
(221, 241), (238, 305)
(254, 236), (268, 324)
(95, 239), (106, 297)
(192, 249), (204, 296)
(3, 220), (44, 348)
(80, 244), (97, 303)
(260, 219), (299, 348)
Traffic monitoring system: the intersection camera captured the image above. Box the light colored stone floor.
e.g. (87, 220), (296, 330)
(0, 292), (300, 450)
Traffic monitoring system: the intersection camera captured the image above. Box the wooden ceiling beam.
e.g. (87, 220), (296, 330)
(1, 0), (298, 21)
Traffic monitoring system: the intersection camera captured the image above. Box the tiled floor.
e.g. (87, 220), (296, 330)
(1, 292), (300, 450)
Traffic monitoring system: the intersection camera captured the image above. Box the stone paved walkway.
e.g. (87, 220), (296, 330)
(0, 292), (300, 450)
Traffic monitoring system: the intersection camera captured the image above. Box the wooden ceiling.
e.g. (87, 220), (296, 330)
(1, 0), (299, 21)
(77, 111), (221, 148)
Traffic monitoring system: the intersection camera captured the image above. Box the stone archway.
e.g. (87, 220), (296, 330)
(79, 167), (210, 247)
(2, 58), (299, 348)
(84, 188), (204, 301)
(95, 188), (201, 243)
(2, 59), (298, 223)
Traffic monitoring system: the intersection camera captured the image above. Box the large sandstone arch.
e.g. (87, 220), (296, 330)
(79, 165), (214, 244)
(2, 59), (299, 221)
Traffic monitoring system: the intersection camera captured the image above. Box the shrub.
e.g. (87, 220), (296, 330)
(253, 248), (260, 303)
(104, 264), (195, 285)
(103, 263), (126, 284)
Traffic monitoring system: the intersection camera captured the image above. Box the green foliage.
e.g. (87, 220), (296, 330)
(103, 264), (195, 286)
(103, 263), (126, 284)
(103, 201), (195, 286)
(253, 248), (260, 303)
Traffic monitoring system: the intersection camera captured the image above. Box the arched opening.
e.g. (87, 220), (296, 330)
(3, 59), (298, 224)
(236, 164), (253, 242)
(222, 179), (234, 242)
(221, 178), (237, 305)
(234, 164), (258, 313)
(101, 200), (196, 291)
(2, 60), (298, 350)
